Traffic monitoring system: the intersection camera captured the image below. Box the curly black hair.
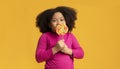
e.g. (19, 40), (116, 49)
(36, 6), (77, 33)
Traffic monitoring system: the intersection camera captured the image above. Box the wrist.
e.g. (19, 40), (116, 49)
(61, 46), (72, 55)
(67, 48), (72, 55)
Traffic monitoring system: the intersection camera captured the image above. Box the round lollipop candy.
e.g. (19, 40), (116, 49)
(56, 23), (68, 35)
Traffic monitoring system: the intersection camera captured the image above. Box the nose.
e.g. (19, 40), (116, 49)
(57, 20), (61, 25)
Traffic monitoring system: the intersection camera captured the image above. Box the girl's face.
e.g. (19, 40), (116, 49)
(50, 12), (66, 32)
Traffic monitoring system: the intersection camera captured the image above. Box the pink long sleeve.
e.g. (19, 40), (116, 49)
(35, 33), (54, 62)
(71, 34), (84, 59)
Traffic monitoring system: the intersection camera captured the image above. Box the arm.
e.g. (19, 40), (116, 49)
(71, 34), (84, 59)
(35, 34), (54, 63)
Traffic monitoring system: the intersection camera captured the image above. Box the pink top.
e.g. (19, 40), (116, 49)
(35, 32), (84, 69)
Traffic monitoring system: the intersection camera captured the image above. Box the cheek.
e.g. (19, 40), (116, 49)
(50, 24), (57, 31)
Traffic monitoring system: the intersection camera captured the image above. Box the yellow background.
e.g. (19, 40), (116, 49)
(0, 0), (120, 69)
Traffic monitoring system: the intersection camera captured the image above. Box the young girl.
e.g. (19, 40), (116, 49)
(35, 6), (84, 69)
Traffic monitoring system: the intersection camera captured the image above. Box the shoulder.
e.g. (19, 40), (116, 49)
(40, 32), (50, 37)
(40, 32), (55, 39)
(68, 32), (75, 37)
(67, 32), (78, 41)
(38, 32), (51, 42)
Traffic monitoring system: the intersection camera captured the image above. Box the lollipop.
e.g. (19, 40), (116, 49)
(56, 23), (68, 35)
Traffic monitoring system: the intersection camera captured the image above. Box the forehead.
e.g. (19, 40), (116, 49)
(52, 12), (64, 19)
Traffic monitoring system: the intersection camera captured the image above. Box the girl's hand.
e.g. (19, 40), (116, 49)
(61, 45), (72, 55)
(56, 39), (65, 50)
(52, 39), (65, 55)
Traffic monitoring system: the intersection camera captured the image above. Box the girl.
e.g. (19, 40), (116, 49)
(35, 6), (84, 69)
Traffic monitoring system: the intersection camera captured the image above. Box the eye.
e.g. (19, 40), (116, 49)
(60, 18), (65, 21)
(51, 19), (57, 22)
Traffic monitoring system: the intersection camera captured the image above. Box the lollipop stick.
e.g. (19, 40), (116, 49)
(62, 35), (63, 39)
